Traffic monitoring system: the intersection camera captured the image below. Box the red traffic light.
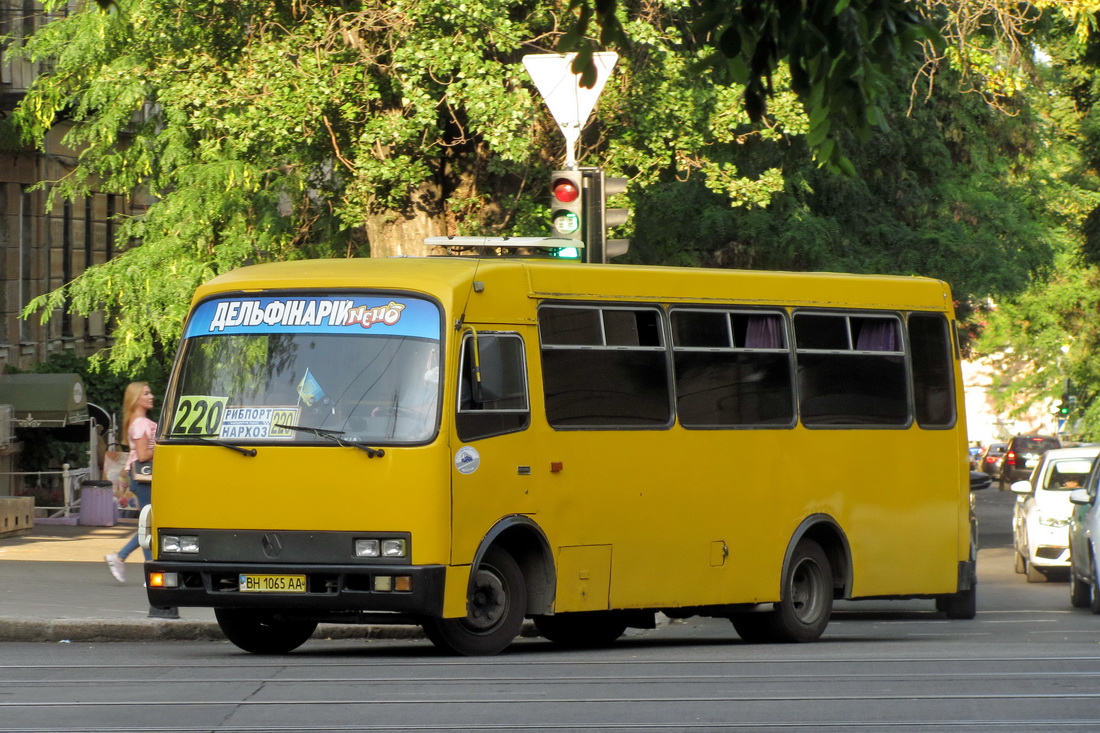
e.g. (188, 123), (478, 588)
(552, 178), (580, 203)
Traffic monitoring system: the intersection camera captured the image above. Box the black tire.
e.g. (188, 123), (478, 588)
(533, 612), (627, 648)
(1014, 552), (1026, 574)
(729, 612), (776, 643)
(770, 538), (833, 643)
(214, 608), (317, 654)
(422, 547), (526, 656)
(938, 584), (977, 619)
(1070, 571), (1091, 609)
(1026, 561), (1046, 583)
(1090, 557), (1100, 615)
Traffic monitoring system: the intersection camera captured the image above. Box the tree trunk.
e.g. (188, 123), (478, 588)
(365, 180), (446, 258)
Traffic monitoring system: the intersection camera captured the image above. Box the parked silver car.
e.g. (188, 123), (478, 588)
(1069, 454), (1100, 612)
(1012, 446), (1100, 582)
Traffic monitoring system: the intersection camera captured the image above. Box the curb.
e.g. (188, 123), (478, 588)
(0, 616), (427, 643)
(0, 617), (546, 644)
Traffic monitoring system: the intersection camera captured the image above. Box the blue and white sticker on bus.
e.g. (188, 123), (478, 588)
(183, 295), (440, 339)
(455, 446), (480, 474)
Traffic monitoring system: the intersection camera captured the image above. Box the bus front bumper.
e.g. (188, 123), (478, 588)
(144, 561), (446, 617)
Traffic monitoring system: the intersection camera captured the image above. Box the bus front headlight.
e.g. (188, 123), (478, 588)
(161, 535), (200, 553)
(382, 539), (407, 558)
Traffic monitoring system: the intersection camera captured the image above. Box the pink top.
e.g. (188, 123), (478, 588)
(127, 416), (158, 471)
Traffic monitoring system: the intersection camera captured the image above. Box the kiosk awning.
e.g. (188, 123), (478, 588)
(0, 374), (89, 428)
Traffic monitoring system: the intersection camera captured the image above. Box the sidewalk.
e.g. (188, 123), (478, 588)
(0, 522), (422, 643)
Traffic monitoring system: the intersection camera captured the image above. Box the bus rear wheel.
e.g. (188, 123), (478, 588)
(533, 612), (627, 647)
(214, 608), (317, 654)
(729, 539), (833, 644)
(771, 538), (833, 643)
(423, 547), (526, 656)
(937, 584), (977, 619)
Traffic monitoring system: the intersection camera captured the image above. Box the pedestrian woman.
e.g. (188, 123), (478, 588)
(104, 382), (156, 583)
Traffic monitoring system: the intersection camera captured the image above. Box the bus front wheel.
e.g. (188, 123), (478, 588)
(423, 547), (526, 656)
(214, 608), (317, 654)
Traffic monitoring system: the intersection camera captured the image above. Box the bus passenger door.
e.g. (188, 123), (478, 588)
(449, 330), (538, 564)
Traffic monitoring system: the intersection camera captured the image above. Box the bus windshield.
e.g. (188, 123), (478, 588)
(165, 294), (442, 445)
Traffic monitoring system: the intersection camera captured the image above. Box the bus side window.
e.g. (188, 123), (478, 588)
(795, 312), (909, 427)
(540, 305), (672, 428)
(908, 313), (956, 428)
(670, 309), (795, 428)
(456, 332), (530, 442)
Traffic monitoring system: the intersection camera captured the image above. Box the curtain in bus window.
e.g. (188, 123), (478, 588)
(908, 313), (956, 427)
(854, 318), (898, 351)
(795, 313), (908, 426)
(671, 310), (794, 428)
(744, 315), (783, 349)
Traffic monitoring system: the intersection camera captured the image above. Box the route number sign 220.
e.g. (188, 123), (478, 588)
(171, 396), (228, 436)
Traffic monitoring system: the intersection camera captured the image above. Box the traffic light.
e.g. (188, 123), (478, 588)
(600, 174), (631, 260)
(550, 171), (584, 245)
(583, 170), (631, 263)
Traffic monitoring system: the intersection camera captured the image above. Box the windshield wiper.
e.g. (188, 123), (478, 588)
(274, 424), (385, 459)
(169, 433), (258, 457)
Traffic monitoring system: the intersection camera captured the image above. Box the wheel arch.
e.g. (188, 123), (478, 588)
(784, 514), (852, 599)
(471, 515), (555, 616)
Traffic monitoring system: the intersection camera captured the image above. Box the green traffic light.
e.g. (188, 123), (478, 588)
(552, 211), (580, 234)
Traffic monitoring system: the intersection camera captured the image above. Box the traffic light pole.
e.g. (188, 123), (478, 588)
(580, 168), (604, 264)
(577, 168), (630, 264)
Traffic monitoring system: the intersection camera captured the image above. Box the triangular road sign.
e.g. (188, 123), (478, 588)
(523, 52), (618, 167)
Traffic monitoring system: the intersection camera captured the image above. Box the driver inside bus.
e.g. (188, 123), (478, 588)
(370, 344), (440, 440)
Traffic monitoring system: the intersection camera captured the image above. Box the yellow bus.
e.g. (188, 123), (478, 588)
(145, 245), (978, 655)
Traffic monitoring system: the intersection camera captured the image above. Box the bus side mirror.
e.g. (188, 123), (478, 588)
(969, 471), (991, 491)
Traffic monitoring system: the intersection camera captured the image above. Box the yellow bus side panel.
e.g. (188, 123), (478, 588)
(443, 564), (472, 618)
(556, 545), (613, 611)
(526, 424), (963, 612)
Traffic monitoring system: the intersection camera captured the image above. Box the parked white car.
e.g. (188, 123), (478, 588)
(1069, 458), (1100, 612)
(1012, 446), (1100, 582)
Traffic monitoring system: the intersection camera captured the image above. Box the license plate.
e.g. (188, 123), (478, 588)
(239, 574), (307, 593)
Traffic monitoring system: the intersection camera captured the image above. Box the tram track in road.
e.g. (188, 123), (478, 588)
(5, 668), (1100, 686)
(4, 657), (1100, 732)
(3, 721), (1100, 732)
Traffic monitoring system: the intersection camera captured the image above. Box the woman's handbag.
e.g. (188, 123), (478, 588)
(131, 459), (153, 483)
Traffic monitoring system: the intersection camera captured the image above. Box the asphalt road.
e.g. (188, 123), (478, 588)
(2, 485), (1097, 732)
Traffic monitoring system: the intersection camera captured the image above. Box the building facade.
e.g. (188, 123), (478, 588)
(1, 1), (144, 372)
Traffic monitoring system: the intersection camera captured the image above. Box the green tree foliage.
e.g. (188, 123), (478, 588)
(972, 10), (1100, 439)
(10, 0), (799, 375)
(8, 0), (1096, 419)
(629, 57), (1056, 312)
(565, 0), (941, 174)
